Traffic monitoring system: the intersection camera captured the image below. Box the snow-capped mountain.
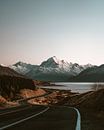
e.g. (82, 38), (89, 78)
(10, 61), (38, 75)
(39, 56), (86, 74)
(40, 56), (69, 68)
(10, 56), (93, 81)
(69, 64), (104, 82)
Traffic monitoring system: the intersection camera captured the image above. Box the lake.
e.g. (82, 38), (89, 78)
(39, 82), (104, 93)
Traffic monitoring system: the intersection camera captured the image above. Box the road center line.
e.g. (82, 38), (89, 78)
(0, 106), (31, 116)
(0, 107), (49, 130)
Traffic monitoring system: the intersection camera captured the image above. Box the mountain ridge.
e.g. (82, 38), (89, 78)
(9, 56), (93, 81)
(69, 65), (104, 82)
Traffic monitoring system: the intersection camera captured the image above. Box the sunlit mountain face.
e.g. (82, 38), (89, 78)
(10, 56), (93, 81)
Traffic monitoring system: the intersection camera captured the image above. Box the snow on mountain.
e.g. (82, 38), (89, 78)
(40, 56), (70, 68)
(0, 64), (6, 67)
(10, 56), (93, 81)
(82, 63), (93, 69)
(10, 61), (38, 75)
(40, 56), (72, 71)
(40, 56), (89, 75)
(69, 64), (104, 82)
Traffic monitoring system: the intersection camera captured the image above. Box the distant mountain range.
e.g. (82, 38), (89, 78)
(0, 65), (24, 78)
(9, 56), (94, 81)
(69, 65), (104, 82)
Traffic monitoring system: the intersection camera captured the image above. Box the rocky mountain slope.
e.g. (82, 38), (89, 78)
(10, 56), (93, 81)
(69, 65), (104, 82)
(11, 62), (38, 75)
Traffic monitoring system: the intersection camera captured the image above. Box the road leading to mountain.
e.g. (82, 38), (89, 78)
(0, 105), (79, 130)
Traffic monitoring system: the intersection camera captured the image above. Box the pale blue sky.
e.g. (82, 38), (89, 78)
(0, 0), (104, 65)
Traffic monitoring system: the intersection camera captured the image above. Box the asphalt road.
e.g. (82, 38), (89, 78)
(0, 105), (79, 130)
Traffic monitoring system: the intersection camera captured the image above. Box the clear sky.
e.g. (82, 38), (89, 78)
(0, 0), (104, 65)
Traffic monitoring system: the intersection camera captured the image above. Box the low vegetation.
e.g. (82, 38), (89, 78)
(0, 65), (104, 130)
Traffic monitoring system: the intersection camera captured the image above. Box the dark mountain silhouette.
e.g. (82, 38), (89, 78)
(69, 65), (104, 82)
(0, 65), (35, 100)
(0, 65), (24, 77)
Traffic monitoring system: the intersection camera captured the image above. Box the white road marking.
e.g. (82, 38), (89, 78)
(62, 106), (81, 130)
(0, 107), (49, 130)
(0, 106), (31, 116)
(74, 108), (81, 130)
(0, 106), (81, 130)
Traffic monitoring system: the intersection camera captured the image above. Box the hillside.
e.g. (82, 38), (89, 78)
(0, 65), (35, 100)
(0, 65), (24, 77)
(65, 88), (104, 130)
(69, 65), (104, 82)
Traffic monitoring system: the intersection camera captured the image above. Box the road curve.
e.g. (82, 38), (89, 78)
(74, 108), (81, 130)
(0, 106), (31, 116)
(0, 105), (48, 129)
(0, 106), (49, 130)
(0, 105), (80, 130)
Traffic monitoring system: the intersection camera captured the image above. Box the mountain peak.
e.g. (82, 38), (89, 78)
(10, 61), (36, 75)
(48, 56), (60, 64)
(13, 61), (33, 67)
(13, 61), (24, 66)
(40, 56), (60, 68)
(48, 56), (69, 64)
(10, 56), (94, 81)
(40, 56), (72, 69)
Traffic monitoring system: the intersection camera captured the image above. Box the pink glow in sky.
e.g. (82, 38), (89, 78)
(0, 0), (104, 65)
